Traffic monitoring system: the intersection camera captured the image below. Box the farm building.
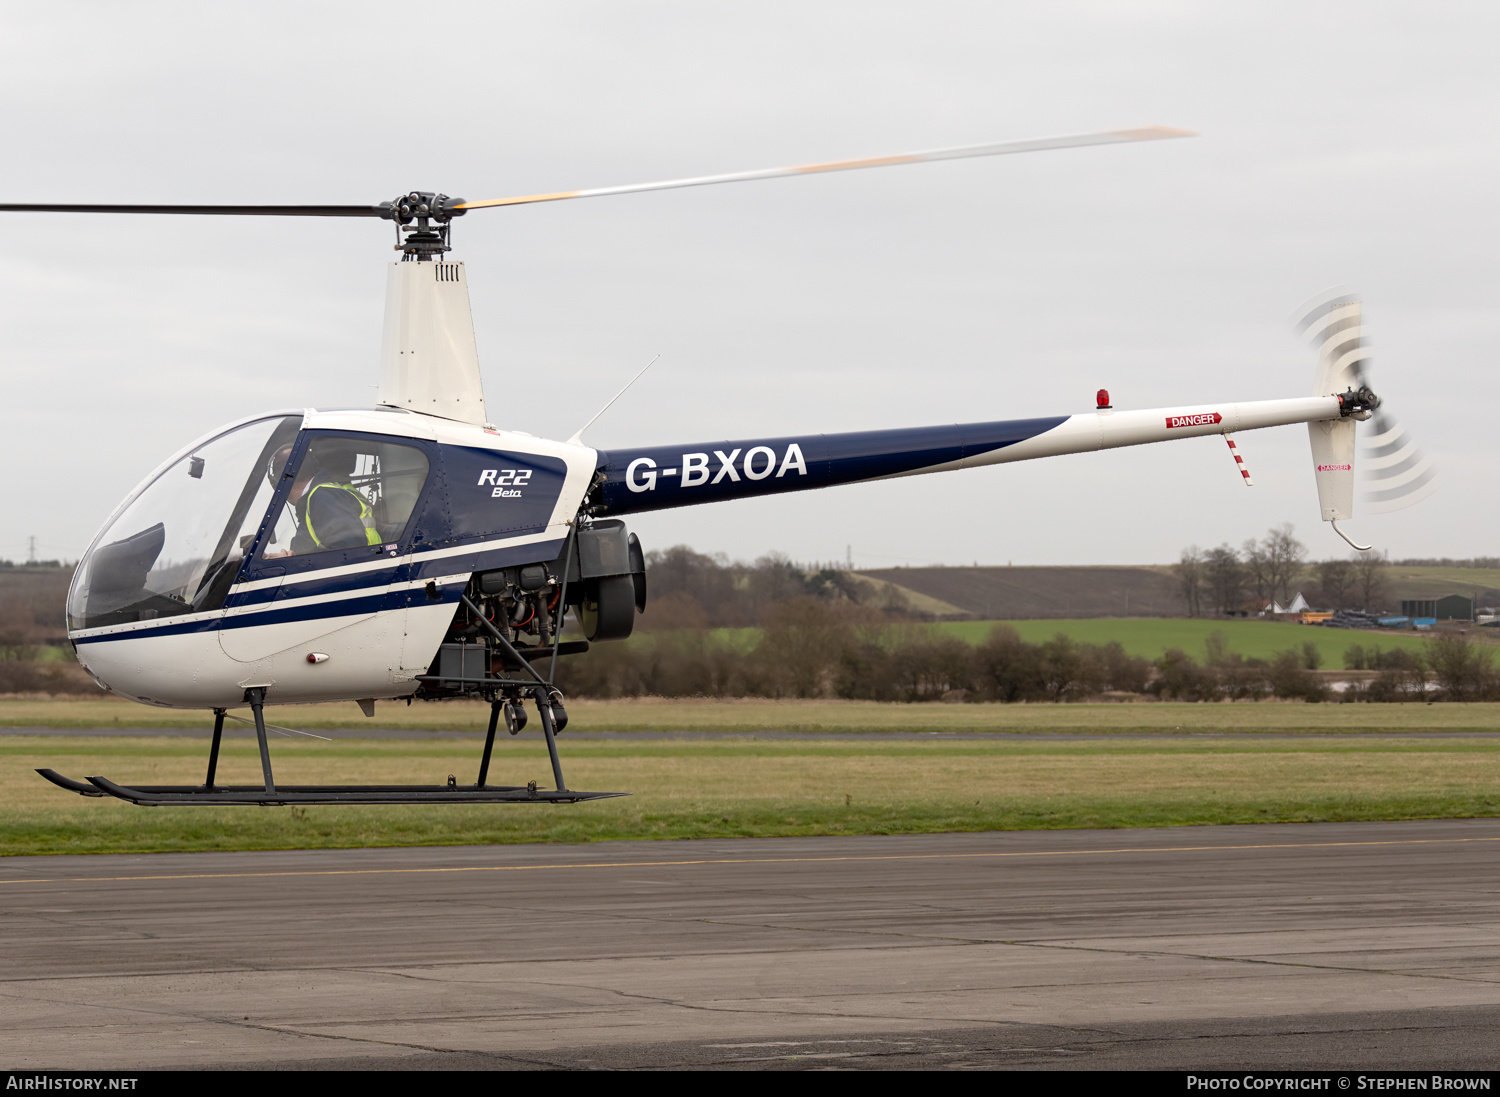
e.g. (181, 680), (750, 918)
(1400, 596), (1474, 621)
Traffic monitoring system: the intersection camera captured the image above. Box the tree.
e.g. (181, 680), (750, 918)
(1316, 558), (1355, 611)
(1174, 546), (1205, 617)
(1353, 550), (1389, 612)
(1241, 537), (1272, 604)
(755, 597), (861, 698)
(746, 552), (816, 618)
(888, 634), (977, 702)
(1232, 526), (1307, 611)
(1426, 634), (1497, 702)
(1203, 544), (1244, 615)
(1151, 648), (1220, 701)
(1263, 524), (1307, 606)
(1036, 633), (1098, 701)
(645, 546), (745, 624)
(973, 626), (1046, 702)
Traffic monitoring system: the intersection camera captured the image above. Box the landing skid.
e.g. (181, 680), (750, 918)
(35, 771), (619, 806)
(36, 684), (625, 808)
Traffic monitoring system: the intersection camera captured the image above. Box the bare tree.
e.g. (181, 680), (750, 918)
(1203, 544), (1244, 615)
(1236, 526), (1307, 610)
(1316, 558), (1355, 611)
(1427, 634), (1498, 702)
(757, 597), (859, 697)
(1353, 549), (1389, 611)
(1264, 524), (1308, 606)
(1174, 546), (1205, 617)
(1241, 537), (1272, 604)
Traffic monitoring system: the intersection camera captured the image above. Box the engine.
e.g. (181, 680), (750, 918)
(416, 519), (646, 706)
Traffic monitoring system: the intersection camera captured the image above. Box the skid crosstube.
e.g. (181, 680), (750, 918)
(36, 770), (624, 806)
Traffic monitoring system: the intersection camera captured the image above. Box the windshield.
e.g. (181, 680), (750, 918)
(67, 415), (303, 630)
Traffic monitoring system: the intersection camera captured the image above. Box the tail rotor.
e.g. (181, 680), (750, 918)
(1290, 289), (1435, 547)
(1361, 410), (1438, 513)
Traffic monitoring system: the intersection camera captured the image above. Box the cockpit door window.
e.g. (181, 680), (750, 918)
(262, 435), (433, 560)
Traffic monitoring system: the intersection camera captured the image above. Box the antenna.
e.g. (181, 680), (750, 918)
(567, 355), (661, 447)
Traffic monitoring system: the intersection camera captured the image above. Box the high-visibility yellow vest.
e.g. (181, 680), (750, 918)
(305, 482), (380, 549)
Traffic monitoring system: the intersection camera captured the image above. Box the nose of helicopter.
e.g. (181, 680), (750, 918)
(68, 415), (305, 635)
(66, 414), (306, 703)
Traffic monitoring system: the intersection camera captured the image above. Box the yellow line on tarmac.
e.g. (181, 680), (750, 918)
(3, 835), (1498, 887)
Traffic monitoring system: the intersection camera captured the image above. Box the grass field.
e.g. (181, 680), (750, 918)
(935, 617), (1437, 664)
(682, 617), (1440, 666)
(5, 733), (1499, 856)
(1384, 565), (1500, 598)
(5, 696), (1500, 734)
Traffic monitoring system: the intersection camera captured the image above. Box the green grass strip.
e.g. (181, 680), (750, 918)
(5, 697), (1500, 734)
(3, 735), (1497, 856)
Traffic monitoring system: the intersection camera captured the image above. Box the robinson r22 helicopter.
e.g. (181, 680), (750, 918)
(11, 125), (1432, 806)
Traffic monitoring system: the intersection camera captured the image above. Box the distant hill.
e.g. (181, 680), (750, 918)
(859, 564), (1500, 620)
(857, 565), (1181, 619)
(1382, 566), (1500, 606)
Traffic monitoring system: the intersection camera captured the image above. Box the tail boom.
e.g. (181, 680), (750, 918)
(593, 395), (1343, 515)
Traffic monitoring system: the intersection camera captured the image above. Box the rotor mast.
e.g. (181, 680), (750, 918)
(376, 193), (488, 426)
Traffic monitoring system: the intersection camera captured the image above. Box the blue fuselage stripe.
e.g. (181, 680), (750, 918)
(225, 564), (409, 609)
(70, 537), (566, 646)
(594, 415), (1067, 515)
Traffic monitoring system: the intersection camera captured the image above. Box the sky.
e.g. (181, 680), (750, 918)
(1, 2), (1493, 569)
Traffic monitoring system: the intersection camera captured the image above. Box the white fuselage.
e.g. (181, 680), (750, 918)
(69, 407), (598, 709)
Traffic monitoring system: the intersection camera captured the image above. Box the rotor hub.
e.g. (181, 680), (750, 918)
(1336, 385), (1381, 420)
(379, 191), (467, 261)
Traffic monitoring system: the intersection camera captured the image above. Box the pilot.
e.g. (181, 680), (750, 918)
(266, 443), (380, 555)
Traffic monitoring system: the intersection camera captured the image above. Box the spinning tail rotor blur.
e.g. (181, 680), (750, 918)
(1292, 289), (1435, 550)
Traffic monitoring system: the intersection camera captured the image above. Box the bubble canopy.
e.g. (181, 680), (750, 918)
(67, 415), (303, 631)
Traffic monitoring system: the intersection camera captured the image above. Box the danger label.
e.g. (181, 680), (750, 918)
(1166, 412), (1223, 428)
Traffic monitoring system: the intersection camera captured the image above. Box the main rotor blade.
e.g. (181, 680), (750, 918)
(0, 202), (386, 217)
(456, 125), (1195, 211)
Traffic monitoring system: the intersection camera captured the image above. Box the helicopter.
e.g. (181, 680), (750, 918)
(10, 124), (1431, 807)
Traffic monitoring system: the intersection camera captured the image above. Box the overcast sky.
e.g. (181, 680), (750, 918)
(1, 2), (1492, 569)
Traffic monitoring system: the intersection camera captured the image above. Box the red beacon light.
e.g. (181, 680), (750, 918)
(1096, 389), (1112, 410)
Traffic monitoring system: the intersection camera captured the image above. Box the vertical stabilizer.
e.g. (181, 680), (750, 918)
(1308, 417), (1356, 520)
(378, 261), (487, 426)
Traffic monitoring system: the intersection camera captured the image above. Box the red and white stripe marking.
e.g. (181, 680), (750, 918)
(1224, 433), (1253, 486)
